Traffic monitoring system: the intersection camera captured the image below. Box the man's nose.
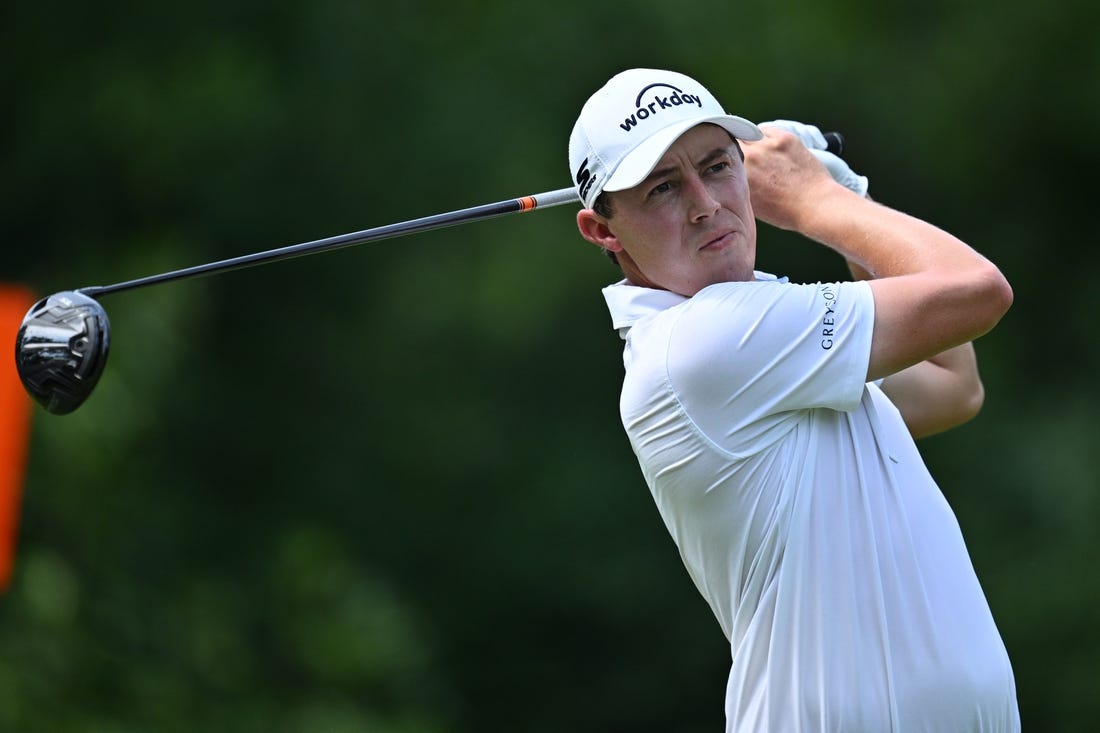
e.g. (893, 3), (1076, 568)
(684, 175), (720, 222)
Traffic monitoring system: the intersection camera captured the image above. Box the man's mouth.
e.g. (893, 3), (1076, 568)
(699, 230), (735, 251)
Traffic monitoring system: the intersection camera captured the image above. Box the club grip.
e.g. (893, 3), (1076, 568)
(824, 131), (845, 157)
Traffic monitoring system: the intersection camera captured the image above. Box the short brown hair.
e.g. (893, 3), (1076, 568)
(593, 194), (618, 266)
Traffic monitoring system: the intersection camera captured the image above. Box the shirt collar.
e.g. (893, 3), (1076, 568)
(601, 272), (787, 332)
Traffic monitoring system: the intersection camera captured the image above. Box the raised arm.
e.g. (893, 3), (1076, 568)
(744, 129), (1013, 397)
(847, 260), (986, 438)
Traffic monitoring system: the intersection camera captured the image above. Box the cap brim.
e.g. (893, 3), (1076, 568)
(603, 115), (763, 193)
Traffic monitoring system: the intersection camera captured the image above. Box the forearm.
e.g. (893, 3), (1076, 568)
(880, 344), (985, 438)
(746, 133), (995, 284)
(801, 185), (995, 284)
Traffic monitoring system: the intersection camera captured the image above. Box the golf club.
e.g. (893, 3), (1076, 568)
(14, 131), (846, 416)
(15, 187), (578, 415)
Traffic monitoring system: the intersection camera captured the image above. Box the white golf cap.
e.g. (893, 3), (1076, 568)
(568, 68), (763, 209)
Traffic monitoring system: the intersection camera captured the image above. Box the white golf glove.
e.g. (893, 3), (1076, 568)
(759, 119), (869, 197)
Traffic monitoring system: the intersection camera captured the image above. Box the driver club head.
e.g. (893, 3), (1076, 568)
(15, 291), (111, 415)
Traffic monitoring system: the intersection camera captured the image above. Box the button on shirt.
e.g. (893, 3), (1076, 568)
(603, 275), (1019, 733)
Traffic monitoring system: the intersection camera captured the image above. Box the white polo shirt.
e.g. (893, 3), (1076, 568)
(603, 275), (1019, 733)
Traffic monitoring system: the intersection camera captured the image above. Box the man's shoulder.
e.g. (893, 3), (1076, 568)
(676, 278), (796, 327)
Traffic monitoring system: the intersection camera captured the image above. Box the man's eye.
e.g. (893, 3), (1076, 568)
(707, 162), (730, 174)
(650, 181), (673, 196)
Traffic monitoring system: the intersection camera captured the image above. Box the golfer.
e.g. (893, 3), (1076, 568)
(570, 68), (1019, 731)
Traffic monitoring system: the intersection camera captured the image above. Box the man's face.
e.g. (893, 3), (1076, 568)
(599, 124), (757, 296)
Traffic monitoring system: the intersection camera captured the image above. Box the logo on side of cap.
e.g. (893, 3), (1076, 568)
(574, 157), (597, 204)
(619, 83), (704, 133)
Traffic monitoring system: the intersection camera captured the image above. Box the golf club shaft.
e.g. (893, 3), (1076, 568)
(74, 131), (844, 300)
(77, 187), (579, 299)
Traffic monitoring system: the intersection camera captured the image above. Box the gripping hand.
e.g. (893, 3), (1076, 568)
(760, 120), (869, 197)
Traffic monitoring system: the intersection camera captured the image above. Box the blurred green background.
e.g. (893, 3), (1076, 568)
(2, 0), (1097, 730)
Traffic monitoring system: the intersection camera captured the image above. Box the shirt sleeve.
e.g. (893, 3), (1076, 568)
(664, 280), (874, 455)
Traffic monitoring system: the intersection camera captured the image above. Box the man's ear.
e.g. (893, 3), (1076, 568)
(576, 209), (624, 255)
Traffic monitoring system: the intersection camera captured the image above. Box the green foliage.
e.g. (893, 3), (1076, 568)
(2, 0), (1097, 729)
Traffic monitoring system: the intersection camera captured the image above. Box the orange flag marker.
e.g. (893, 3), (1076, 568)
(0, 286), (35, 591)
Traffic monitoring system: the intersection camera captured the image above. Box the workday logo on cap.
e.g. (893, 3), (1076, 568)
(618, 83), (705, 133)
(568, 68), (763, 209)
